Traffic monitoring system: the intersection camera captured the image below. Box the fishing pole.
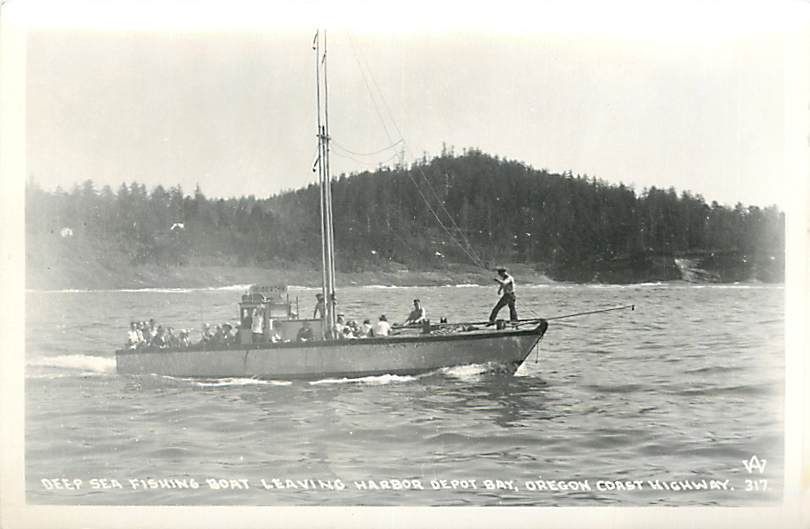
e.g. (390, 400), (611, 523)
(545, 304), (635, 321)
(509, 304), (636, 327)
(394, 304), (635, 330)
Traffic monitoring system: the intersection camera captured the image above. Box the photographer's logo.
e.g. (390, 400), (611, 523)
(742, 455), (767, 474)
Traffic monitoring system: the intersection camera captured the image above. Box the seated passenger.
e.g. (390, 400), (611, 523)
(165, 327), (178, 348)
(296, 321), (314, 342)
(127, 322), (140, 349)
(222, 323), (234, 344)
(341, 326), (356, 339)
(403, 299), (427, 326)
(334, 314), (346, 337)
(179, 330), (191, 348)
(359, 319), (373, 337)
(136, 321), (147, 347)
(211, 325), (224, 344)
(147, 318), (158, 344)
(201, 323), (213, 344)
(152, 326), (166, 348)
(370, 315), (391, 337)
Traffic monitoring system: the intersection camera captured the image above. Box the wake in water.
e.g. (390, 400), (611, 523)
(27, 354), (116, 374)
(309, 373), (418, 386)
(170, 377), (293, 387)
(307, 362), (518, 386)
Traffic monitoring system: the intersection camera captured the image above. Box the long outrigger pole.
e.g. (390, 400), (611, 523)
(544, 304), (635, 321)
(420, 304), (636, 329)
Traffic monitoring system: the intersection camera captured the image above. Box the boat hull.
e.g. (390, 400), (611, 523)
(115, 324), (547, 379)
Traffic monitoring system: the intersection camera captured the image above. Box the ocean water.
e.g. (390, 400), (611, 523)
(24, 283), (784, 506)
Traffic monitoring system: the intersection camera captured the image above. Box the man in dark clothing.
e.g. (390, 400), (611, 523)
(297, 321), (314, 342)
(313, 293), (325, 319)
(489, 267), (518, 323)
(403, 299), (427, 326)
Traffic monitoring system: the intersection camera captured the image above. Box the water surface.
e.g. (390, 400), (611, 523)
(25, 282), (784, 505)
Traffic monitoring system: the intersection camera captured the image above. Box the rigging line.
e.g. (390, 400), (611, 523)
(346, 32), (488, 270)
(332, 150), (400, 168)
(402, 168), (486, 268)
(346, 33), (395, 144)
(347, 31), (403, 142)
(332, 138), (403, 157)
(345, 33), (486, 269)
(409, 158), (487, 268)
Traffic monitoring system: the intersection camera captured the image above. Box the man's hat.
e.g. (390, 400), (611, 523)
(495, 266), (507, 272)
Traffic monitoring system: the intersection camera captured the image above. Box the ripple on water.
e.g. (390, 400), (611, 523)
(24, 283), (785, 506)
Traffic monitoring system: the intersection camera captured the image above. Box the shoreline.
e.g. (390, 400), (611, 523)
(25, 263), (551, 291)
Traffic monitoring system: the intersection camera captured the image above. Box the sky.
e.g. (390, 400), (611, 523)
(17, 0), (810, 208)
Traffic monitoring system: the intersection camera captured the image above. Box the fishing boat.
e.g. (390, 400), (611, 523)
(115, 31), (549, 379)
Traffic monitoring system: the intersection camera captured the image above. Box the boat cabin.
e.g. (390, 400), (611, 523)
(238, 285), (324, 343)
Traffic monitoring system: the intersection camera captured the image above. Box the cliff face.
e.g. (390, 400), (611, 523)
(544, 253), (783, 285)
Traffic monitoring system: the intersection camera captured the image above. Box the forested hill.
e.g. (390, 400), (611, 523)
(26, 149), (785, 286)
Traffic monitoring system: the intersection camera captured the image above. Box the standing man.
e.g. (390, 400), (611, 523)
(313, 293), (325, 319)
(489, 266), (518, 323)
(251, 305), (265, 343)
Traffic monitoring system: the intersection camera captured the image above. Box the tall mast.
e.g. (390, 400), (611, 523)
(314, 29), (337, 338)
(313, 30), (329, 338)
(322, 30), (337, 334)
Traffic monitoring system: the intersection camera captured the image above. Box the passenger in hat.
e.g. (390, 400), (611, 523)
(489, 266), (518, 323)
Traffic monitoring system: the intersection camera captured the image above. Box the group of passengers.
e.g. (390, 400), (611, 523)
(126, 318), (246, 350)
(200, 322), (243, 346)
(125, 298), (434, 348)
(127, 319), (191, 350)
(292, 314), (390, 342)
(311, 295), (429, 341)
(332, 314), (389, 339)
(122, 267), (522, 350)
